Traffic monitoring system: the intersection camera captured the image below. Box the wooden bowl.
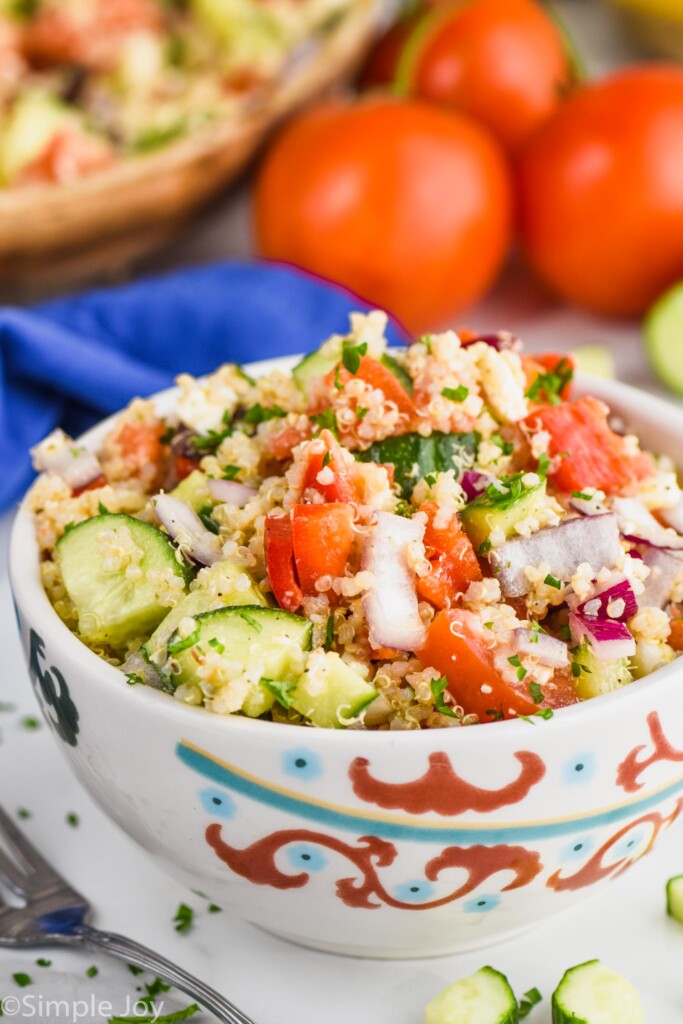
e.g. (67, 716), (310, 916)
(0, 0), (383, 297)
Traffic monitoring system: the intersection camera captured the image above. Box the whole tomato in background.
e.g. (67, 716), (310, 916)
(518, 65), (683, 318)
(361, 0), (575, 155)
(254, 97), (512, 333)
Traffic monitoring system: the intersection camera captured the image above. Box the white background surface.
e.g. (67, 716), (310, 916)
(3, 1), (683, 1020)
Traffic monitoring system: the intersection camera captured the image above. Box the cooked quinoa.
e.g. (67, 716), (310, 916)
(28, 312), (683, 729)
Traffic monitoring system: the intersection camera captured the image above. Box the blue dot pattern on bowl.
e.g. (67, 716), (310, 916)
(286, 843), (328, 872)
(200, 787), (236, 819)
(463, 894), (502, 914)
(562, 752), (597, 785)
(282, 748), (323, 782)
(394, 881), (436, 904)
(560, 836), (596, 862)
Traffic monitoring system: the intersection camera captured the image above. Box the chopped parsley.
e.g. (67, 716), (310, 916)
(66, 813), (79, 828)
(485, 706), (504, 722)
(525, 357), (574, 405)
(167, 627), (200, 655)
(394, 500), (415, 518)
(261, 678), (295, 709)
(208, 904), (222, 914)
(98, 501), (110, 515)
(310, 407), (339, 438)
(430, 677), (457, 718)
(86, 966), (98, 978)
(572, 490), (594, 501)
(125, 673), (144, 686)
(128, 965), (145, 977)
(479, 539), (492, 556)
(17, 808), (31, 819)
(35, 959), (51, 968)
(208, 637), (225, 654)
(356, 406), (369, 420)
(341, 340), (368, 375)
(536, 452), (552, 477)
(13, 973), (32, 988)
(544, 574), (563, 590)
(490, 433), (514, 457)
(508, 654), (527, 681)
(325, 614), (335, 649)
(536, 707), (553, 720)
(518, 987), (543, 1018)
(442, 385), (469, 402)
(322, 450), (332, 469)
(528, 681), (544, 705)
(222, 465), (241, 480)
(21, 716), (40, 730)
(173, 903), (194, 934)
(197, 507), (219, 535)
(160, 426), (176, 445)
(484, 470), (539, 506)
(244, 403), (286, 425)
(419, 333), (434, 352)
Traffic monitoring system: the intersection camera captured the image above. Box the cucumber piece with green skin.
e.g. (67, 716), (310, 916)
(644, 281), (683, 396)
(667, 875), (683, 922)
(289, 651), (377, 729)
(292, 341), (414, 394)
(142, 558), (267, 664)
(380, 352), (414, 395)
(57, 513), (190, 649)
(171, 606), (312, 718)
(425, 966), (519, 1024)
(551, 960), (643, 1024)
(460, 478), (547, 552)
(571, 643), (633, 699)
(357, 431), (479, 499)
(170, 470), (216, 512)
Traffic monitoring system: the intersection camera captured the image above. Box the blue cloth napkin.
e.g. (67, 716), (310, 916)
(0, 261), (409, 511)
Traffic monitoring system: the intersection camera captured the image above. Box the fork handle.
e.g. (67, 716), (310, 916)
(73, 923), (257, 1024)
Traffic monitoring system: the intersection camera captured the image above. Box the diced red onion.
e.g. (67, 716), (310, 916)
(512, 628), (569, 668)
(31, 429), (103, 491)
(569, 613), (636, 661)
(153, 494), (222, 566)
(638, 548), (683, 609)
(207, 478), (257, 506)
(489, 513), (622, 598)
(661, 497), (683, 536)
(461, 331), (520, 352)
(613, 496), (683, 551)
(362, 511), (426, 652)
(460, 470), (494, 503)
(577, 578), (638, 623)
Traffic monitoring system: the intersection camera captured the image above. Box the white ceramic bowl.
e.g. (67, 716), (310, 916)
(10, 362), (683, 958)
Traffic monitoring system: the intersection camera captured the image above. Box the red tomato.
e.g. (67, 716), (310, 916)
(518, 66), (683, 317)
(255, 97), (512, 333)
(418, 608), (538, 720)
(393, 0), (574, 155)
(524, 397), (653, 494)
(292, 503), (355, 594)
(416, 501), (482, 608)
(264, 515), (303, 612)
(302, 429), (358, 503)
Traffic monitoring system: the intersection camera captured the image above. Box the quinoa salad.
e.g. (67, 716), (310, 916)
(0, 0), (348, 188)
(28, 312), (683, 730)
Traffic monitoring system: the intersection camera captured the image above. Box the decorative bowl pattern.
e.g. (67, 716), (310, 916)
(10, 365), (683, 958)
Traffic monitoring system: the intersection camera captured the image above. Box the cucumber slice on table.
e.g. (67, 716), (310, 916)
(425, 966), (518, 1024)
(170, 606), (312, 717)
(57, 513), (190, 649)
(551, 960), (643, 1024)
(666, 874), (683, 922)
(644, 281), (683, 396)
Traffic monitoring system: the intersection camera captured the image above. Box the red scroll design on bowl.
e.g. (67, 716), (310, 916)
(547, 800), (683, 893)
(617, 711), (683, 793)
(205, 823), (542, 910)
(349, 751), (545, 815)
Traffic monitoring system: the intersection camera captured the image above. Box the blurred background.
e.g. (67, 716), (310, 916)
(1, 0), (683, 398)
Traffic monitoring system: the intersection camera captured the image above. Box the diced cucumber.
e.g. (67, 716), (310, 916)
(170, 471), (216, 512)
(142, 558), (266, 664)
(380, 352), (414, 395)
(425, 966), (519, 1024)
(357, 431), (479, 499)
(644, 281), (683, 396)
(460, 478), (547, 552)
(292, 339), (342, 391)
(171, 606), (312, 718)
(289, 651), (377, 729)
(666, 875), (683, 923)
(551, 960), (643, 1024)
(56, 514), (190, 649)
(571, 643), (633, 699)
(629, 638), (676, 679)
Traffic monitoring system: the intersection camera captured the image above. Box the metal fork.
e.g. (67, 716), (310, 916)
(0, 804), (257, 1024)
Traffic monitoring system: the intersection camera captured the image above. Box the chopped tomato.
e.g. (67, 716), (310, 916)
(174, 453), (200, 482)
(325, 356), (417, 422)
(524, 396), (653, 494)
(117, 420), (165, 473)
(16, 131), (114, 187)
(522, 352), (575, 403)
(264, 514), (303, 613)
(372, 645), (401, 660)
(268, 421), (312, 461)
(669, 618), (683, 652)
(417, 609), (538, 720)
(72, 474), (107, 498)
(24, 0), (161, 68)
(302, 429), (358, 503)
(416, 502), (482, 608)
(292, 503), (355, 594)
(540, 669), (580, 710)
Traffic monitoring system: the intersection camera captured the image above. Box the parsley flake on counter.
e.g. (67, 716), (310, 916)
(208, 904), (222, 914)
(173, 903), (194, 934)
(20, 716), (40, 730)
(17, 808), (31, 819)
(86, 966), (98, 978)
(13, 973), (32, 988)
(35, 959), (51, 968)
(66, 812), (79, 827)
